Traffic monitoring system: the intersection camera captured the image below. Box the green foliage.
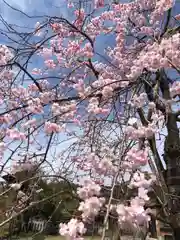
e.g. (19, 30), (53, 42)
(32, 233), (45, 240)
(26, 179), (79, 225)
(1, 166), (79, 235)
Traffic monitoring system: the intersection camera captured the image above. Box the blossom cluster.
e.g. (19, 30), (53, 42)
(129, 172), (155, 189)
(170, 81), (180, 98)
(0, 45), (13, 65)
(75, 152), (117, 175)
(127, 33), (180, 80)
(77, 180), (105, 221)
(11, 160), (36, 174)
(6, 128), (26, 141)
(125, 124), (157, 139)
(87, 98), (109, 115)
(77, 179), (101, 199)
(79, 196), (105, 221)
(59, 219), (86, 240)
(60, 180), (105, 239)
(51, 102), (76, 116)
(116, 196), (150, 227)
(129, 93), (147, 108)
(44, 122), (63, 134)
(115, 171), (155, 227)
(123, 148), (148, 169)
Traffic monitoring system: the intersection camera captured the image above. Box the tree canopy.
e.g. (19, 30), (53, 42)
(0, 0), (179, 239)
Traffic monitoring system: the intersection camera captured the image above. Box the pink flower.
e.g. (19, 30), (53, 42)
(116, 204), (126, 218)
(170, 81), (180, 98)
(27, 99), (43, 114)
(3, 114), (12, 124)
(94, 0), (104, 8)
(79, 197), (105, 221)
(116, 196), (150, 226)
(40, 48), (52, 58)
(175, 14), (180, 20)
(138, 187), (150, 201)
(44, 59), (56, 69)
(149, 102), (156, 109)
(6, 128), (26, 141)
(124, 148), (148, 169)
(102, 86), (113, 98)
(39, 92), (53, 104)
(59, 219), (86, 239)
(74, 9), (85, 21)
(10, 183), (22, 190)
(67, 2), (74, 8)
(77, 179), (101, 199)
(129, 172), (154, 189)
(32, 68), (42, 75)
(44, 122), (62, 134)
(128, 117), (138, 126)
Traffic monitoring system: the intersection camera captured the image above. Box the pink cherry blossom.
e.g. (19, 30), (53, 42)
(77, 179), (101, 200)
(175, 14), (180, 20)
(138, 187), (150, 201)
(6, 128), (26, 141)
(94, 0), (104, 8)
(44, 122), (62, 134)
(124, 148), (148, 169)
(170, 81), (180, 98)
(129, 172), (155, 189)
(59, 219), (86, 239)
(78, 197), (105, 221)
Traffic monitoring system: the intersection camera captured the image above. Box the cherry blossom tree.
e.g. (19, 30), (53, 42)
(0, 0), (179, 239)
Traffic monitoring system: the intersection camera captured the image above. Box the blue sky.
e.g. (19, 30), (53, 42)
(0, 0), (74, 175)
(0, 0), (179, 30)
(0, 0), (71, 44)
(0, 0), (69, 20)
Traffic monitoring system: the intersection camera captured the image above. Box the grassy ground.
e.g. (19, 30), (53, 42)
(20, 235), (100, 240)
(20, 235), (157, 240)
(46, 236), (100, 240)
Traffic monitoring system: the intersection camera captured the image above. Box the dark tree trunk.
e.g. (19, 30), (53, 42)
(160, 72), (180, 239)
(149, 216), (157, 238)
(109, 218), (121, 240)
(173, 227), (180, 240)
(164, 113), (180, 235)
